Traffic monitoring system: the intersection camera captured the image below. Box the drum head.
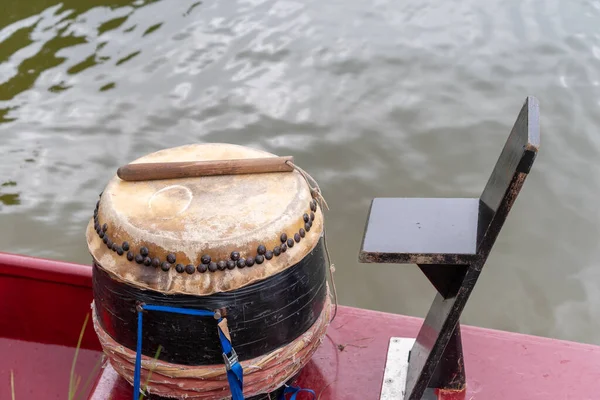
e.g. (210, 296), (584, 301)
(86, 143), (323, 295)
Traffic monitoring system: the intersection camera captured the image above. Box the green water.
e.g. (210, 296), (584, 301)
(1, 0), (600, 346)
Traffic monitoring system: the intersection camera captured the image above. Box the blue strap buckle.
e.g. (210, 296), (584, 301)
(223, 348), (239, 371)
(281, 384), (317, 400)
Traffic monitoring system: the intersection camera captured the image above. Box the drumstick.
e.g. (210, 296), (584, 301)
(117, 156), (295, 181)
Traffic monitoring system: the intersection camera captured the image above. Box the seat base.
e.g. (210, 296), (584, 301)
(359, 198), (481, 265)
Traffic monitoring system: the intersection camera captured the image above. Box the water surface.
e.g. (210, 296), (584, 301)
(2, 0), (600, 346)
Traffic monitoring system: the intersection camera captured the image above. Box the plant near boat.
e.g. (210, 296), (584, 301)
(68, 313), (89, 400)
(139, 345), (163, 400)
(10, 370), (15, 400)
(64, 310), (163, 400)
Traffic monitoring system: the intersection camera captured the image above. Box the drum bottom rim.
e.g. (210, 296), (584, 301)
(91, 289), (332, 399)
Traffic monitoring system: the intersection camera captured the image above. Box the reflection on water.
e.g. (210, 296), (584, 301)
(1, 0), (600, 346)
(1, 0), (166, 107)
(0, 180), (20, 206)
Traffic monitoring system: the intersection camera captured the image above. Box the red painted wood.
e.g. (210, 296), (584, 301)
(0, 252), (99, 351)
(0, 251), (92, 287)
(0, 337), (103, 400)
(0, 252), (103, 400)
(437, 389), (466, 400)
(2, 252), (600, 400)
(87, 306), (600, 400)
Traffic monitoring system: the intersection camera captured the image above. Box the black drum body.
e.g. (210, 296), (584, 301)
(93, 237), (328, 366)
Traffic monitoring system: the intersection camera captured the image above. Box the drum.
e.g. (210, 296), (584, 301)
(86, 143), (332, 399)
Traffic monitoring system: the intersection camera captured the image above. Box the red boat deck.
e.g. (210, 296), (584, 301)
(2, 337), (103, 400)
(2, 252), (600, 400)
(89, 307), (600, 400)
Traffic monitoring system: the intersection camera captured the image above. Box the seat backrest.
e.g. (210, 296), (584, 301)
(476, 96), (540, 256)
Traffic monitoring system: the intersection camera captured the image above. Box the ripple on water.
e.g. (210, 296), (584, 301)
(1, 0), (600, 345)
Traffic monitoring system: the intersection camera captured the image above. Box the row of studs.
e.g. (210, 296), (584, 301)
(93, 194), (318, 274)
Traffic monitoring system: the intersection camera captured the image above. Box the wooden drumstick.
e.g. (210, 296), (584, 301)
(117, 156), (295, 181)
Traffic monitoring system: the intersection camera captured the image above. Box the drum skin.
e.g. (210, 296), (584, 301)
(86, 143), (324, 297)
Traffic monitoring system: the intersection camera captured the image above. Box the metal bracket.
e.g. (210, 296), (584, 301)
(223, 348), (239, 371)
(381, 338), (456, 400)
(380, 338), (415, 399)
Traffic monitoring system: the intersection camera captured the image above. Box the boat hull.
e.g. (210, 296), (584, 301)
(2, 251), (600, 400)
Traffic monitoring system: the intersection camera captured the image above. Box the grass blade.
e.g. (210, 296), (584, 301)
(69, 312), (90, 400)
(75, 355), (106, 400)
(10, 370), (15, 400)
(139, 345), (163, 400)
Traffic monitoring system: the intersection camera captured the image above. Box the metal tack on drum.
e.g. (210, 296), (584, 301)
(85, 143), (332, 400)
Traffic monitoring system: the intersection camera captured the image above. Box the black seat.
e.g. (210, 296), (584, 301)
(358, 96), (540, 400)
(360, 197), (480, 264)
(360, 96), (539, 267)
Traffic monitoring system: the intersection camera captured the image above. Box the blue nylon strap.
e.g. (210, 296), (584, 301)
(218, 322), (233, 354)
(142, 304), (215, 317)
(132, 304), (245, 400)
(281, 385), (317, 400)
(133, 310), (143, 399)
(218, 321), (244, 399)
(226, 364), (244, 400)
